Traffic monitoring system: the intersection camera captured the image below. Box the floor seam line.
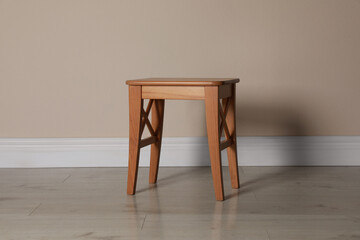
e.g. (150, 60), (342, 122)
(253, 192), (257, 200)
(28, 203), (42, 216)
(141, 215), (147, 230)
(266, 229), (271, 240)
(62, 174), (71, 183)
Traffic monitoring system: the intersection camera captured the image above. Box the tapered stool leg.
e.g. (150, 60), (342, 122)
(149, 99), (165, 184)
(224, 84), (240, 189)
(205, 86), (224, 201)
(127, 86), (143, 195)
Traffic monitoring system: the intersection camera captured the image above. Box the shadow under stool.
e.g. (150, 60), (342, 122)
(126, 78), (240, 201)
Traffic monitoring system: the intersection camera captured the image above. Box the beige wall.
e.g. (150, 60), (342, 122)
(1, 0), (360, 137)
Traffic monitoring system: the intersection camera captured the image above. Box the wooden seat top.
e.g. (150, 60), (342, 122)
(126, 78), (239, 86)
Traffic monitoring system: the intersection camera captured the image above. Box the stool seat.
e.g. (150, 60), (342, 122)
(126, 78), (239, 86)
(126, 77), (240, 201)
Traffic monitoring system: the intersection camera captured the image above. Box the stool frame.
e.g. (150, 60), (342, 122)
(126, 79), (240, 201)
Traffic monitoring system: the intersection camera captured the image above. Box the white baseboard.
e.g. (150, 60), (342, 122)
(0, 137), (360, 168)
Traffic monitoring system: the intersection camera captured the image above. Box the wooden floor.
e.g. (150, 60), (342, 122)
(1, 167), (360, 240)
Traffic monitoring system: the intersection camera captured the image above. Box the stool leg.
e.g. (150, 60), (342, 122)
(127, 86), (143, 195)
(149, 99), (165, 184)
(224, 85), (240, 189)
(205, 86), (224, 201)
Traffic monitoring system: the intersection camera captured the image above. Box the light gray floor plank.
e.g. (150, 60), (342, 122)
(1, 167), (360, 239)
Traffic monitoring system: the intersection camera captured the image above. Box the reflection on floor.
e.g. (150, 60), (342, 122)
(1, 167), (360, 239)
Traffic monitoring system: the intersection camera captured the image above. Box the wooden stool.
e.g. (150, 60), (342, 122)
(126, 78), (240, 201)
